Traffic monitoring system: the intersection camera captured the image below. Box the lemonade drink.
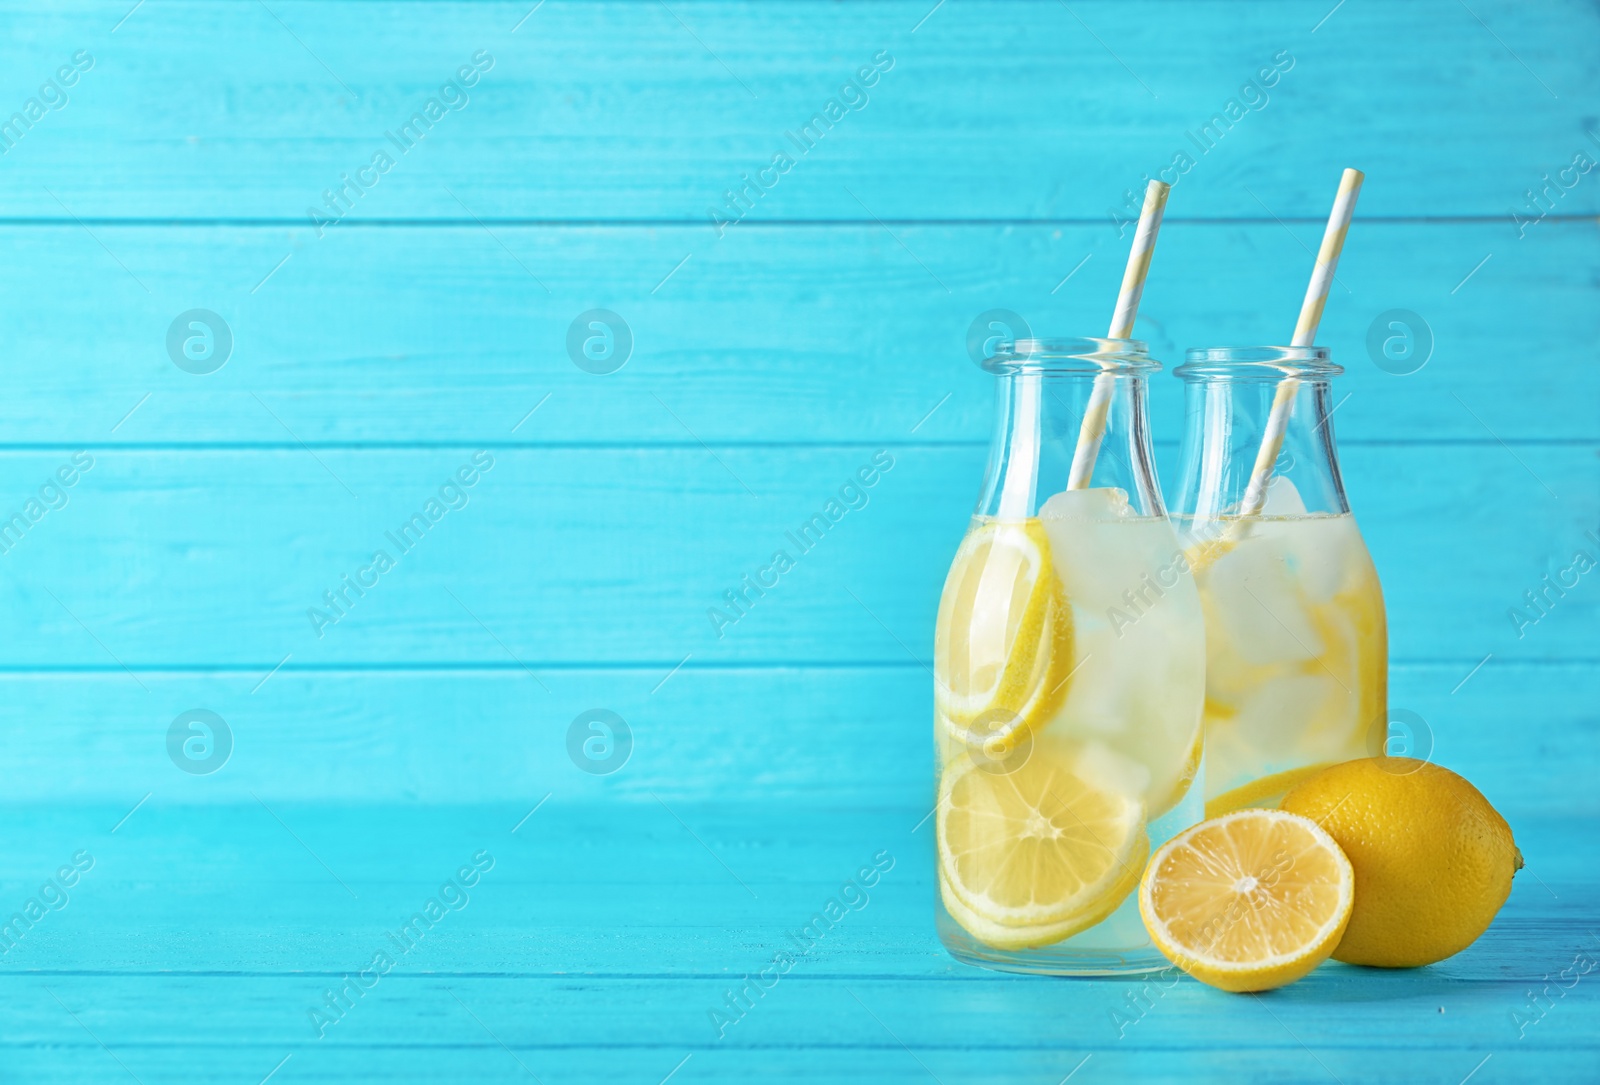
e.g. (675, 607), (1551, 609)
(933, 338), (1206, 974)
(1182, 489), (1386, 814)
(1172, 346), (1387, 818)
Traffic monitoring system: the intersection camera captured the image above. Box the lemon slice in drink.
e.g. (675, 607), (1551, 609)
(934, 520), (1074, 749)
(937, 748), (1147, 940)
(1138, 809), (1354, 992)
(940, 857), (1145, 950)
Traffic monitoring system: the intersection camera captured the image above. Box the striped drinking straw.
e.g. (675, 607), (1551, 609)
(1239, 168), (1364, 516)
(1067, 179), (1171, 490)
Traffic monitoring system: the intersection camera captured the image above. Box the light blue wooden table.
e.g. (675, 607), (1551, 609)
(1, 1), (1596, 1081)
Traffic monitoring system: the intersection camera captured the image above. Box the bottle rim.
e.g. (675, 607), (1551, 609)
(1175, 345), (1342, 380)
(984, 336), (1159, 375)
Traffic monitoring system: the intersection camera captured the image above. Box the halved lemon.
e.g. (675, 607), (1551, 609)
(937, 748), (1147, 943)
(934, 520), (1074, 750)
(1139, 809), (1354, 992)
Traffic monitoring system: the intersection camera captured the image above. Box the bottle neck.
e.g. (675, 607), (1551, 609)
(977, 369), (1166, 519)
(1173, 376), (1351, 522)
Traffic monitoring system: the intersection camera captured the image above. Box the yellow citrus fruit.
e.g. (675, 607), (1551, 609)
(1139, 809), (1354, 992)
(937, 748), (1147, 945)
(940, 853), (1144, 950)
(1280, 757), (1521, 967)
(1205, 762), (1333, 820)
(934, 520), (1074, 750)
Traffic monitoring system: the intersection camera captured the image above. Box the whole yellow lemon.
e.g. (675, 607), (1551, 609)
(1281, 757), (1521, 968)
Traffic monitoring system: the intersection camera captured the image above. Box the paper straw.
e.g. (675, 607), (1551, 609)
(1239, 168), (1364, 516)
(1067, 179), (1171, 490)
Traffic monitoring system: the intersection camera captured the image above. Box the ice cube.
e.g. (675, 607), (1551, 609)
(1282, 515), (1361, 603)
(1039, 486), (1133, 523)
(1070, 739), (1152, 805)
(1259, 476), (1308, 517)
(1203, 534), (1326, 666)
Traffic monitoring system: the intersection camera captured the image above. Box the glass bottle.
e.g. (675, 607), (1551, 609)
(1172, 346), (1387, 817)
(933, 337), (1206, 975)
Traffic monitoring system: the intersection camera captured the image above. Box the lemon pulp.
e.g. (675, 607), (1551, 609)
(934, 520), (1073, 749)
(938, 748), (1148, 940)
(1139, 809), (1353, 992)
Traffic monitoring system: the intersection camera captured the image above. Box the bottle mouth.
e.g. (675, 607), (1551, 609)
(1176, 345), (1342, 381)
(985, 336), (1158, 376)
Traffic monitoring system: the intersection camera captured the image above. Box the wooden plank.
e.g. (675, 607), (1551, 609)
(0, 444), (1590, 666)
(0, 805), (1592, 1083)
(2, 1043), (1591, 1085)
(0, 805), (1586, 971)
(0, 663), (1591, 808)
(1, 2), (1594, 220)
(0, 2), (1590, 1079)
(0, 1047), (1593, 1085)
(0, 221), (1594, 445)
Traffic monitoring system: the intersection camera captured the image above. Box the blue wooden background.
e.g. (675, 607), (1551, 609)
(1, 1), (1597, 1081)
